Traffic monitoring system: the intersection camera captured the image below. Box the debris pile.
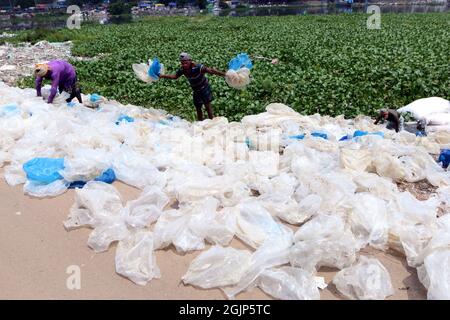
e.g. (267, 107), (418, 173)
(0, 41), (107, 85)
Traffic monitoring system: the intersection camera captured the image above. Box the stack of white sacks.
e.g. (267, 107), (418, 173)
(1, 80), (450, 300)
(399, 97), (450, 132)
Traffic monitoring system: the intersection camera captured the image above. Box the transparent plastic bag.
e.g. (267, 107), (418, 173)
(121, 186), (169, 228)
(115, 230), (161, 286)
(235, 200), (292, 249)
(223, 234), (293, 299)
(23, 179), (69, 198)
(291, 214), (357, 272)
(417, 249), (450, 300)
(182, 246), (252, 289)
(153, 198), (224, 253)
(112, 146), (166, 189)
(332, 256), (394, 300)
(225, 68), (251, 90)
(132, 58), (165, 84)
(257, 267), (320, 300)
(64, 181), (128, 252)
(349, 193), (389, 249)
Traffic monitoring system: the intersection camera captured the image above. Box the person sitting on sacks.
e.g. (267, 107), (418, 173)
(159, 53), (226, 121)
(34, 60), (82, 104)
(374, 109), (404, 133)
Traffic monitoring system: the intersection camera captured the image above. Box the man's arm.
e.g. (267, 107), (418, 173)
(392, 115), (400, 132)
(47, 74), (60, 104)
(35, 77), (43, 97)
(390, 111), (401, 132)
(374, 115), (381, 125)
(159, 74), (180, 80)
(203, 66), (226, 77)
(160, 69), (183, 80)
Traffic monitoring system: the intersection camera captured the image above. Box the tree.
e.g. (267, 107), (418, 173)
(67, 0), (85, 7)
(196, 0), (206, 9)
(108, 1), (132, 15)
(15, 0), (35, 9)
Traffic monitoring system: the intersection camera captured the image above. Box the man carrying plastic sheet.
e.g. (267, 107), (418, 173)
(34, 60), (82, 104)
(374, 109), (403, 133)
(160, 53), (226, 121)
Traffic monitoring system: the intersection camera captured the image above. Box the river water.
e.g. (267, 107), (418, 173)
(0, 4), (448, 31)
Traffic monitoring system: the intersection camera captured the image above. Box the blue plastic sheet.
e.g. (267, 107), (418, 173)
(116, 114), (135, 125)
(339, 135), (349, 141)
(289, 134), (305, 140)
(228, 53), (253, 71)
(69, 168), (116, 189)
(311, 132), (328, 140)
(371, 132), (384, 138)
(166, 115), (181, 122)
(90, 93), (102, 103)
(416, 131), (427, 137)
(353, 130), (368, 138)
(353, 130), (384, 138)
(148, 57), (161, 81)
(438, 149), (450, 169)
(96, 168), (116, 184)
(23, 158), (65, 184)
(245, 137), (252, 148)
(0, 104), (20, 117)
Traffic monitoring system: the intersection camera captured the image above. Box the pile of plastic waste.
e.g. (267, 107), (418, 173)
(0, 41), (73, 85)
(1, 80), (450, 300)
(0, 40), (107, 85)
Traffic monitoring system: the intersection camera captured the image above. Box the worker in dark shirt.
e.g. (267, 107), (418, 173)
(374, 109), (402, 132)
(159, 53), (226, 121)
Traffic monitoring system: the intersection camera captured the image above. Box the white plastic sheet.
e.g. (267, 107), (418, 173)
(333, 256), (394, 300)
(257, 267), (321, 300)
(182, 246), (252, 289)
(115, 230), (161, 286)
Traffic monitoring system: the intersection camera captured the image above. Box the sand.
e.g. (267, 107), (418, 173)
(0, 168), (427, 300)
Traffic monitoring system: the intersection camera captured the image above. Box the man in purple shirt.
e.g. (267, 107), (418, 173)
(35, 60), (82, 104)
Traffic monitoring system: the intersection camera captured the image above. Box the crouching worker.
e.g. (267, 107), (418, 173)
(416, 119), (427, 136)
(159, 53), (226, 121)
(35, 60), (82, 104)
(374, 109), (404, 133)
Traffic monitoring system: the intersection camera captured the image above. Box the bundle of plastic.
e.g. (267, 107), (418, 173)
(225, 53), (253, 90)
(132, 57), (165, 84)
(83, 93), (106, 109)
(398, 97), (450, 121)
(398, 97), (450, 133)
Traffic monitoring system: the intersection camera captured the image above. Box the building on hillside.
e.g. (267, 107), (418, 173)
(54, 0), (68, 9)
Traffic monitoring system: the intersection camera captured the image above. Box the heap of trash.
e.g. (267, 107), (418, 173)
(0, 41), (73, 85)
(1, 81), (450, 300)
(0, 33), (17, 39)
(0, 41), (107, 85)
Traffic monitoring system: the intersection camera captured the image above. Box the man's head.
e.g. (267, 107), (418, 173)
(34, 63), (49, 77)
(417, 119), (426, 131)
(380, 109), (389, 119)
(179, 52), (192, 69)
